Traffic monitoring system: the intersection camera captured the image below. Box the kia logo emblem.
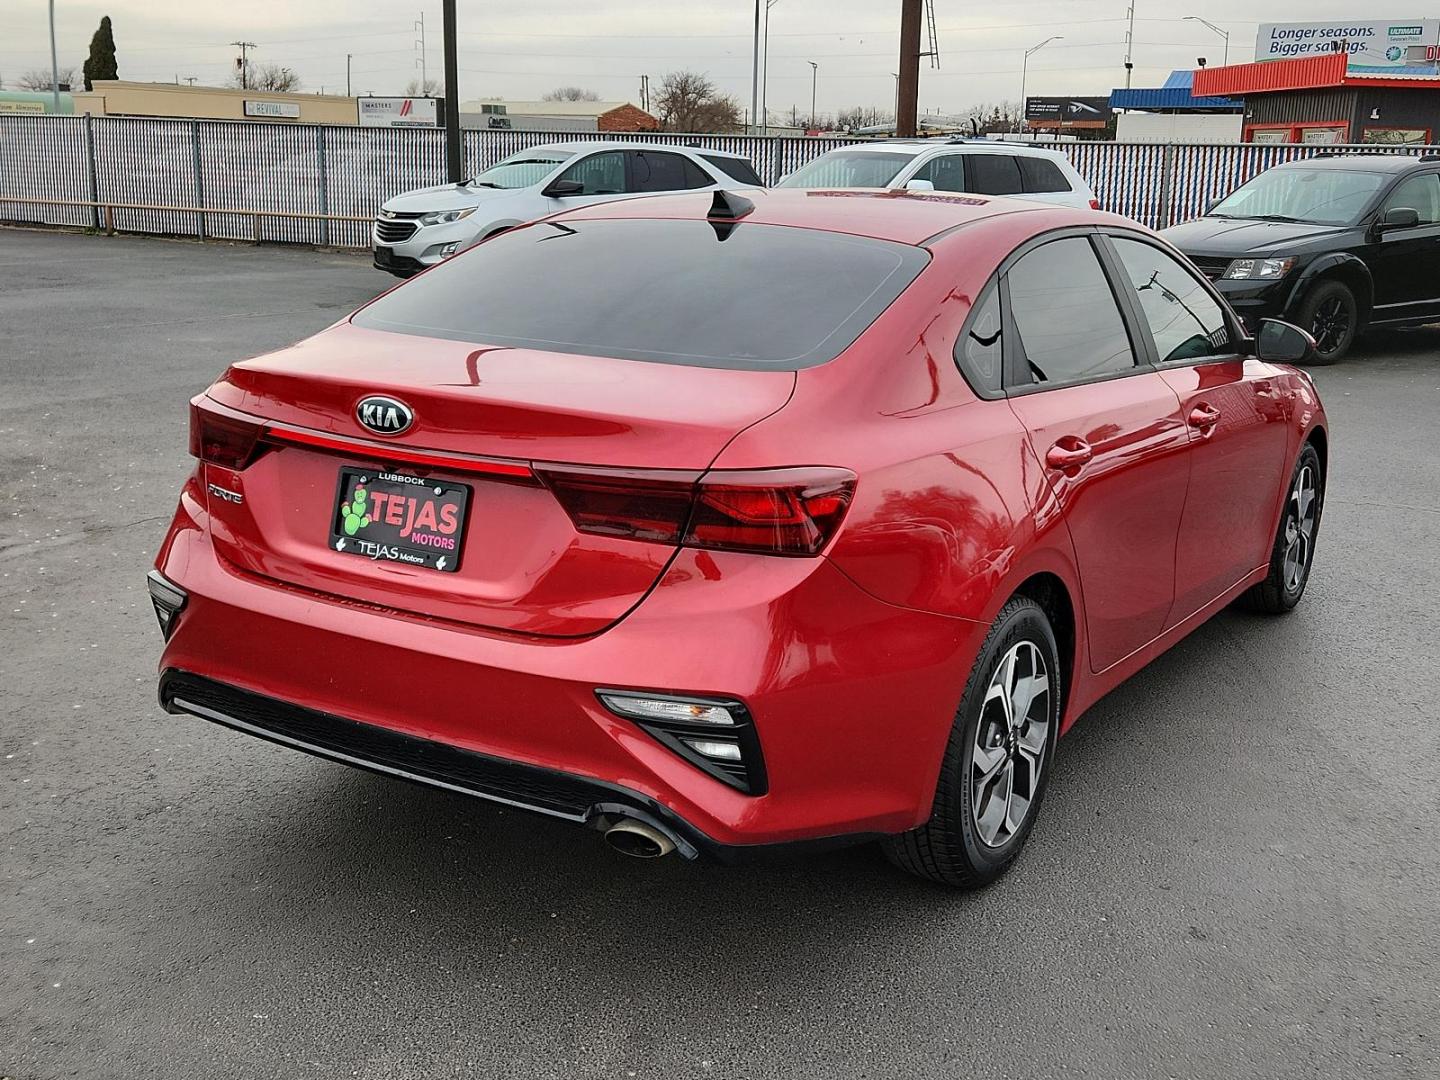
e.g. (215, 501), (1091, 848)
(356, 395), (414, 436)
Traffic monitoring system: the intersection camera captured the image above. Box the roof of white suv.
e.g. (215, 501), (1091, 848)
(819, 139), (1073, 161)
(524, 140), (751, 160)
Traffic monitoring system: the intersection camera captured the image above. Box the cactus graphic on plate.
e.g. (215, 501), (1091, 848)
(340, 486), (371, 535)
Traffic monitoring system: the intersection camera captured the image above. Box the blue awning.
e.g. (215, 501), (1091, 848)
(1110, 70), (1241, 111)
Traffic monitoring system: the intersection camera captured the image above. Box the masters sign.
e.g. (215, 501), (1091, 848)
(357, 97), (439, 128)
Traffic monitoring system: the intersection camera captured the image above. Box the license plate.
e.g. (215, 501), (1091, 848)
(330, 468), (468, 573)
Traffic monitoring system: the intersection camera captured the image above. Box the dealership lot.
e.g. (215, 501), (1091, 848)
(2, 230), (1437, 1079)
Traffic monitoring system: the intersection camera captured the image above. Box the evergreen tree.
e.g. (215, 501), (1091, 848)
(82, 16), (118, 92)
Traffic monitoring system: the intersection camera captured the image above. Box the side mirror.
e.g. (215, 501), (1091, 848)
(1378, 206), (1420, 232)
(1255, 318), (1316, 364)
(542, 179), (585, 198)
(903, 178), (936, 192)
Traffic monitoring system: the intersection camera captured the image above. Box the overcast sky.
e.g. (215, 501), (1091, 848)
(0, 1), (1403, 114)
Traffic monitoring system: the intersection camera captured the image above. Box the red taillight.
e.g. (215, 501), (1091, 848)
(188, 400), (263, 470)
(1089, 198), (1102, 210)
(538, 465), (856, 557)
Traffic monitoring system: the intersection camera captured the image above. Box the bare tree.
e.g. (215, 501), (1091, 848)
(405, 77), (442, 96)
(229, 63), (301, 92)
(542, 86), (600, 102)
(835, 105), (893, 131)
(654, 71), (742, 134)
(18, 66), (78, 90)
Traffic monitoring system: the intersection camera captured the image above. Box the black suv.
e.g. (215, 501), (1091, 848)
(1162, 154), (1440, 363)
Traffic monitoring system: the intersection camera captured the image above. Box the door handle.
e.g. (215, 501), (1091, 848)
(1188, 403), (1221, 429)
(1045, 437), (1093, 476)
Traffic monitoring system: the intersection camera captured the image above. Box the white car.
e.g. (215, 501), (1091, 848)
(778, 139), (1099, 210)
(372, 141), (765, 276)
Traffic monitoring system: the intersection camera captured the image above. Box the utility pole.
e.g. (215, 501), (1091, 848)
(1123, 2), (1136, 88)
(808, 60), (818, 129)
(442, 0), (461, 182)
(750, 0), (761, 134)
(415, 12), (428, 91)
(231, 41), (257, 90)
(896, 0), (923, 137)
(346, 54), (352, 97)
(639, 74), (649, 113)
(47, 0), (60, 112)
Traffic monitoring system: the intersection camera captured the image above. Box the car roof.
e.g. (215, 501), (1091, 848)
(811, 139), (1073, 162)
(549, 187), (1102, 246)
(521, 140), (749, 160)
(1275, 153), (1436, 172)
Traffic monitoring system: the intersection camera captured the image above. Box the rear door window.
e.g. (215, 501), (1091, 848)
(702, 155), (765, 186)
(965, 154), (1023, 196)
(353, 219), (930, 370)
(1006, 237), (1136, 386)
(555, 151), (627, 195)
(630, 151), (712, 193)
(1019, 157), (1071, 194)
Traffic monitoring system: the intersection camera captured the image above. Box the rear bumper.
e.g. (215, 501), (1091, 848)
(153, 479), (984, 853)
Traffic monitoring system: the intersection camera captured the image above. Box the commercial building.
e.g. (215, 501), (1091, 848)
(460, 99), (659, 132)
(1193, 52), (1440, 144)
(1109, 70), (1243, 143)
(74, 81), (363, 125)
(0, 90), (75, 115)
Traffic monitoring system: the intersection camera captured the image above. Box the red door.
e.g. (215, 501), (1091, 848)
(1000, 234), (1191, 674)
(1103, 235), (1293, 622)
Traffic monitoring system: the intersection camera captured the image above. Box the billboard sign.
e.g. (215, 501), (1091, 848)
(1024, 97), (1113, 125)
(357, 97), (439, 128)
(1256, 20), (1440, 69)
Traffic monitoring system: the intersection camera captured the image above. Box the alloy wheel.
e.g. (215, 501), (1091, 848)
(971, 641), (1051, 848)
(1310, 296), (1351, 356)
(1283, 464), (1318, 593)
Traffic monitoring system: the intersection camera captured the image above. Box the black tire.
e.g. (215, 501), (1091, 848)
(883, 596), (1061, 888)
(1293, 279), (1358, 365)
(1239, 443), (1324, 614)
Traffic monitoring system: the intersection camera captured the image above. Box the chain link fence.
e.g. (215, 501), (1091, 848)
(5, 114), (1439, 247)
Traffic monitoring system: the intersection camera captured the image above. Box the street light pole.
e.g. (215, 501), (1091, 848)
(48, 0), (61, 112)
(750, 0), (761, 134)
(441, 0), (460, 182)
(808, 61), (817, 129)
(1183, 16), (1230, 66)
(1019, 36), (1063, 135)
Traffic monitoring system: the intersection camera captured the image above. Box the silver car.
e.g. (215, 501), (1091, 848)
(372, 141), (765, 276)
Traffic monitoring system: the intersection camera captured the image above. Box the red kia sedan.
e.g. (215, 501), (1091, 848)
(150, 188), (1328, 887)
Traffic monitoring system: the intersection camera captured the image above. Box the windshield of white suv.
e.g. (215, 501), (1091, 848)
(779, 151), (919, 189)
(1208, 168), (1387, 226)
(471, 152), (574, 189)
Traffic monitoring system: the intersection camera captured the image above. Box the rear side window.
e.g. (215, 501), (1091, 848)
(353, 219), (930, 370)
(630, 151), (712, 193)
(1019, 157), (1071, 194)
(956, 287), (1004, 395)
(702, 155), (764, 186)
(966, 154), (1023, 196)
(1006, 237), (1135, 386)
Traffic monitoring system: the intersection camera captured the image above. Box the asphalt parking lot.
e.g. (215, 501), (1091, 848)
(2, 228), (1437, 1080)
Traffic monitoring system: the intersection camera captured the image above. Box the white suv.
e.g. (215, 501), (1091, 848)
(373, 141), (764, 276)
(778, 139), (1098, 209)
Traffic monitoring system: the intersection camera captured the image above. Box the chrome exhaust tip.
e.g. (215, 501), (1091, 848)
(603, 819), (677, 859)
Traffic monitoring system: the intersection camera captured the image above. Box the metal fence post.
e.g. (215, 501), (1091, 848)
(317, 125), (330, 247)
(83, 113), (100, 230)
(190, 118), (206, 240)
(1156, 142), (1177, 230)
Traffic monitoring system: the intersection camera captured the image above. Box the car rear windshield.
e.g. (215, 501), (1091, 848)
(779, 151), (918, 189)
(352, 218), (929, 369)
(702, 154), (765, 186)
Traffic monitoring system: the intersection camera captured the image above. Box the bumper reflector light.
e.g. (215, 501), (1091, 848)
(595, 689), (766, 795)
(146, 570), (188, 640)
